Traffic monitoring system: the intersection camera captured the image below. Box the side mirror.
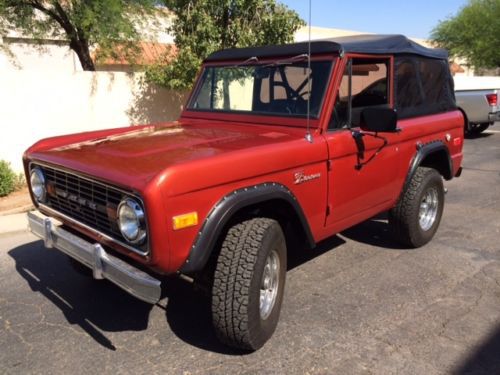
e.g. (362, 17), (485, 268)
(360, 107), (398, 132)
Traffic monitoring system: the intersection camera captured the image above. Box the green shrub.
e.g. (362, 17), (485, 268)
(14, 172), (26, 190)
(0, 160), (17, 197)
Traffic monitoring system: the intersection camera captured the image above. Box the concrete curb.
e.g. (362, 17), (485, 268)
(0, 212), (29, 236)
(0, 204), (33, 217)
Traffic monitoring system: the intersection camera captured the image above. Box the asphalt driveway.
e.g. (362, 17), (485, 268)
(1, 129), (499, 374)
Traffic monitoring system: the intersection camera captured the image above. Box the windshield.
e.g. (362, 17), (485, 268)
(188, 60), (333, 118)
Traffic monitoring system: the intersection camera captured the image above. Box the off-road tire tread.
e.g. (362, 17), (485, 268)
(389, 167), (443, 247)
(211, 218), (278, 350)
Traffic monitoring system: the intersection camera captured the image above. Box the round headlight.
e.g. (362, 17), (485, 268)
(30, 167), (46, 202)
(117, 198), (146, 244)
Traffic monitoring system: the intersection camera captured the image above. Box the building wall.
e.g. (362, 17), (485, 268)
(1, 37), (82, 72)
(295, 26), (366, 42)
(0, 68), (187, 172)
(0, 16), (186, 173)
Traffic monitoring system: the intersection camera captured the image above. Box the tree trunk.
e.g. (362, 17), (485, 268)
(70, 39), (95, 71)
(220, 6), (230, 49)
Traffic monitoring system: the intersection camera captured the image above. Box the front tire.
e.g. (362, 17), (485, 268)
(211, 218), (287, 351)
(389, 167), (444, 248)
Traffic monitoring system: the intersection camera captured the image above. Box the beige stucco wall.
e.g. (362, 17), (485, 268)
(295, 26), (367, 42)
(0, 40), (81, 72)
(0, 12), (185, 173)
(0, 69), (187, 172)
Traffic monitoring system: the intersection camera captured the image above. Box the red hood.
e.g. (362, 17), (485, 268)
(26, 119), (326, 195)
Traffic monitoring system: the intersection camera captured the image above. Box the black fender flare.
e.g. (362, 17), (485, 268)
(180, 182), (315, 273)
(457, 107), (469, 132)
(404, 141), (453, 192)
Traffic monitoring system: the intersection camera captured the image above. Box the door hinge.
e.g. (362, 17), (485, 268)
(327, 160), (332, 171)
(326, 205), (331, 216)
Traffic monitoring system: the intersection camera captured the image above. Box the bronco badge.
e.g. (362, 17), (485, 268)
(294, 171), (321, 185)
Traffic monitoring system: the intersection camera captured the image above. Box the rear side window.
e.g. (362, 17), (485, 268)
(395, 56), (455, 119)
(420, 59), (451, 105)
(395, 60), (422, 109)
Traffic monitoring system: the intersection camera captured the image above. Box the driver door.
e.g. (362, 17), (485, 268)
(324, 56), (403, 230)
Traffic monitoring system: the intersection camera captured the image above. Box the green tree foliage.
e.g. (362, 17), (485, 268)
(431, 0), (500, 69)
(147, 0), (305, 90)
(0, 0), (156, 71)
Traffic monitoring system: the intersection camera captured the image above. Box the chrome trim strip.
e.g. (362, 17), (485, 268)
(39, 204), (149, 257)
(28, 211), (161, 304)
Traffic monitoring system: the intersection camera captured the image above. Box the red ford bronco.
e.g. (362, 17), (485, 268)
(24, 35), (464, 351)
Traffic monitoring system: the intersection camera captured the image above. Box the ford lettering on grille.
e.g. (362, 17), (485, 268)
(55, 188), (98, 210)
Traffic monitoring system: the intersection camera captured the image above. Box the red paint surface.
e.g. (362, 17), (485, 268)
(24, 53), (465, 274)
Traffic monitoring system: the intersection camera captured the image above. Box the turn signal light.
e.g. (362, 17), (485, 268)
(172, 212), (198, 230)
(486, 93), (498, 106)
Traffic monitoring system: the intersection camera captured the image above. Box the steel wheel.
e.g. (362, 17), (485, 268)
(260, 250), (280, 320)
(419, 187), (439, 231)
(389, 167), (445, 248)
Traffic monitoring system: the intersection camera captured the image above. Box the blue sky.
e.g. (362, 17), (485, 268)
(280, 0), (468, 39)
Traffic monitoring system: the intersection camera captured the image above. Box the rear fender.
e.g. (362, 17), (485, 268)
(404, 141), (453, 191)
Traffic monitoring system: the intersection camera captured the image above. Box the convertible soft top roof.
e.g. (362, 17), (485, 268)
(205, 34), (448, 62)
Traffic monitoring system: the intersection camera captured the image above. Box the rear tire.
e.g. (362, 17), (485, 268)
(389, 167), (444, 248)
(211, 218), (287, 351)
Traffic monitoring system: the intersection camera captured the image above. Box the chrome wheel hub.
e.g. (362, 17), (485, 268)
(419, 187), (439, 231)
(260, 250), (280, 320)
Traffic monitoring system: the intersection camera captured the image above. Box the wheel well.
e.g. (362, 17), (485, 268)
(194, 198), (312, 284)
(457, 107), (469, 131)
(420, 150), (452, 180)
(225, 199), (313, 253)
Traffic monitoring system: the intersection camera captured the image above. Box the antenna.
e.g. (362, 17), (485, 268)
(305, 0), (313, 143)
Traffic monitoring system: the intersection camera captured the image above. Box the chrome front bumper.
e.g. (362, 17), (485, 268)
(27, 211), (161, 304)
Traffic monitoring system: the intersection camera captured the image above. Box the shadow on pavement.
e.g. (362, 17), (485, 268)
(8, 240), (153, 351)
(7, 233), (347, 354)
(163, 277), (246, 355)
(288, 235), (346, 271)
(165, 234), (346, 354)
(340, 214), (407, 250)
(465, 132), (494, 140)
(454, 323), (500, 374)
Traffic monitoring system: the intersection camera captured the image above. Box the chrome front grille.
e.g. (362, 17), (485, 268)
(33, 163), (148, 254)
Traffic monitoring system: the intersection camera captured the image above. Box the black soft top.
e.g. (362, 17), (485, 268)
(205, 34), (448, 62)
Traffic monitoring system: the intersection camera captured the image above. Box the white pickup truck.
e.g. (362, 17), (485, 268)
(454, 76), (500, 136)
